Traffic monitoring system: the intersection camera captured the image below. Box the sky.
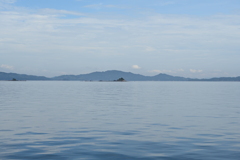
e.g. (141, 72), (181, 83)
(0, 0), (240, 78)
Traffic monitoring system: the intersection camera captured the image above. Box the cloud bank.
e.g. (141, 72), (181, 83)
(1, 64), (14, 70)
(190, 69), (203, 73)
(132, 65), (141, 69)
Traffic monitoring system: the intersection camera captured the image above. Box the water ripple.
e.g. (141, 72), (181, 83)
(0, 81), (240, 159)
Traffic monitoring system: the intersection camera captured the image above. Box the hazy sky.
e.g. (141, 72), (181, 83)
(1, 0), (240, 78)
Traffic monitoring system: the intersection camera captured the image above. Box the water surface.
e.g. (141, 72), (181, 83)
(0, 81), (240, 159)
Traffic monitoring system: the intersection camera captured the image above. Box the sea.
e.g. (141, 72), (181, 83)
(0, 81), (240, 160)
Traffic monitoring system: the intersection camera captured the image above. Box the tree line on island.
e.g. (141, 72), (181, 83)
(114, 77), (126, 82)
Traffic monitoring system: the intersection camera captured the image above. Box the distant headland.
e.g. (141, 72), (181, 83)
(0, 70), (239, 81)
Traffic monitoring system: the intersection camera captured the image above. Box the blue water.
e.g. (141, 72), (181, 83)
(0, 81), (240, 160)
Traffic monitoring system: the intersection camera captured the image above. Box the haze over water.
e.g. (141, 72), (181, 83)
(0, 81), (240, 160)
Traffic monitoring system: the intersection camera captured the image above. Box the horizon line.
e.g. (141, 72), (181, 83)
(1, 70), (240, 80)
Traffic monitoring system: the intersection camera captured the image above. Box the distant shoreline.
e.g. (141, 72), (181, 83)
(1, 80), (240, 82)
(1, 70), (239, 81)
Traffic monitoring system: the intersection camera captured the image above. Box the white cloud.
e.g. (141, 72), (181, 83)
(0, 0), (15, 4)
(0, 0), (15, 9)
(190, 69), (203, 73)
(150, 69), (185, 74)
(40, 8), (84, 16)
(132, 65), (141, 69)
(158, 1), (176, 6)
(1, 64), (14, 70)
(150, 70), (173, 73)
(145, 46), (156, 52)
(84, 3), (117, 9)
(177, 69), (184, 72)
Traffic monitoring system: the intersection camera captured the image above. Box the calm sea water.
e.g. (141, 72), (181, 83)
(0, 81), (240, 160)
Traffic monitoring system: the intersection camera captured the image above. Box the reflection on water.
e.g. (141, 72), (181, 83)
(0, 81), (240, 159)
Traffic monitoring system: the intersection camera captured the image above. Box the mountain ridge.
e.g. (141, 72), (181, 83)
(0, 70), (240, 81)
(0, 72), (50, 81)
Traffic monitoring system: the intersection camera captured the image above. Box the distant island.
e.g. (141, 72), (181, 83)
(114, 77), (126, 82)
(0, 70), (240, 81)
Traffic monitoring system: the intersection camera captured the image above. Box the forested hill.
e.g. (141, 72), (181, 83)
(52, 70), (189, 81)
(0, 72), (50, 81)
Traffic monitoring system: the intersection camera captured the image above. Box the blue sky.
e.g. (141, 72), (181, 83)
(1, 0), (240, 78)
